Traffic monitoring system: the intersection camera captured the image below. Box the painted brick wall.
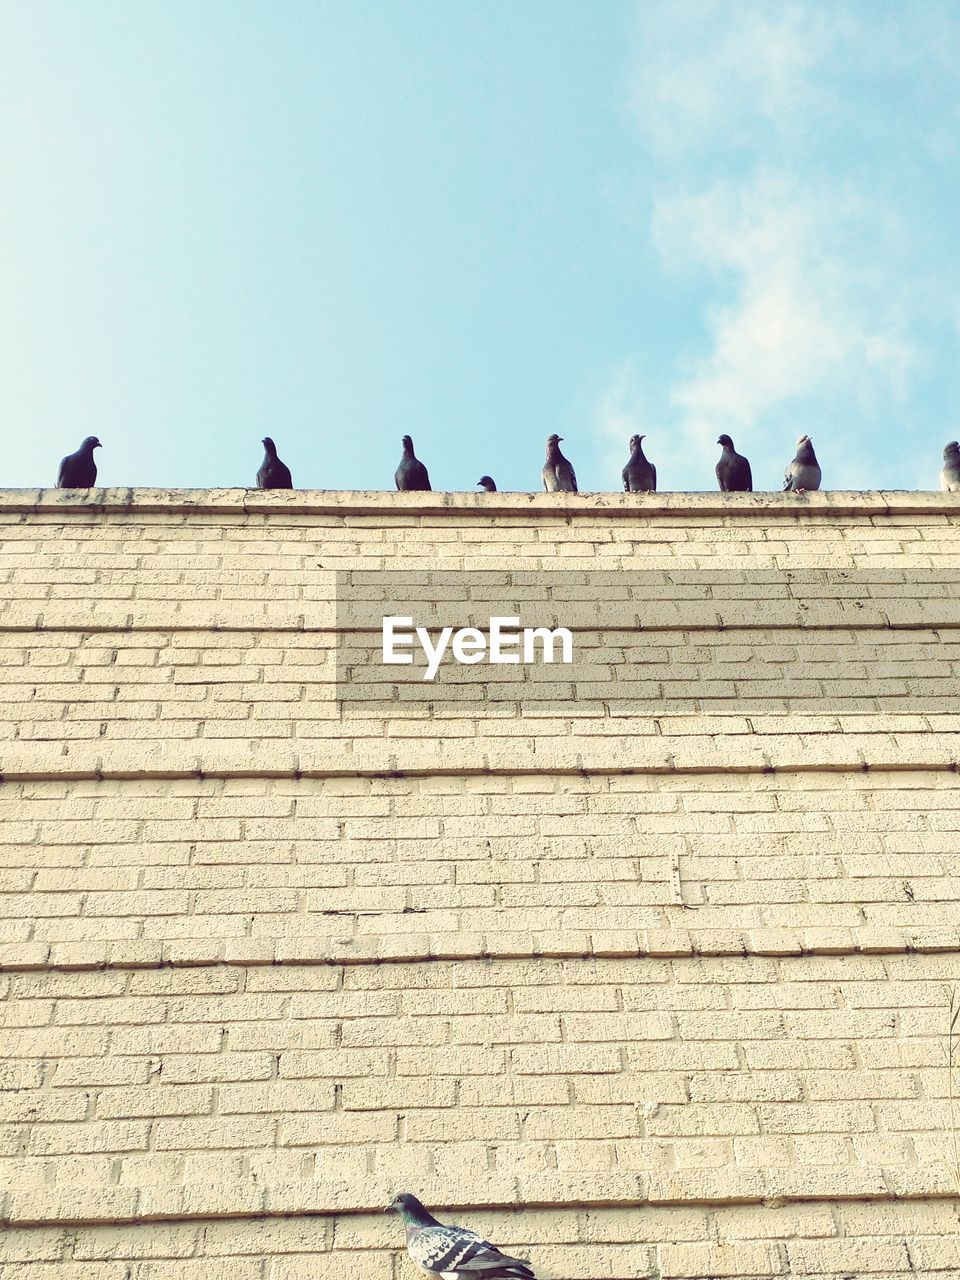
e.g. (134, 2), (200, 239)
(3, 489), (960, 1279)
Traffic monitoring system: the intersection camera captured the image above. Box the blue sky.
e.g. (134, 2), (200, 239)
(2, 0), (959, 492)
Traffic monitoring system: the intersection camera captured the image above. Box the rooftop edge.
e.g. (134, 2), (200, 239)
(2, 487), (960, 518)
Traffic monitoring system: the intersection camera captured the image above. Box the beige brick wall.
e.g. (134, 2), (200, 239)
(3, 489), (960, 1278)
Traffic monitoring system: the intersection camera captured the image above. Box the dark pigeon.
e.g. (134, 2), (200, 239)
(477, 475), (497, 492)
(541, 434), (577, 492)
(941, 442), (960, 492)
(387, 1193), (536, 1279)
(715, 434), (752, 492)
(57, 436), (101, 488)
(396, 435), (431, 491)
(256, 437), (293, 490)
(622, 434), (656, 492)
(783, 435), (822, 492)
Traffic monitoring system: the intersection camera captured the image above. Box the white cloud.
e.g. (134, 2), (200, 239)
(630, 0), (841, 159)
(655, 172), (914, 427)
(595, 1), (951, 490)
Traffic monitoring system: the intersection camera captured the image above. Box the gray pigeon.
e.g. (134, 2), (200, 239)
(57, 436), (101, 488)
(783, 435), (822, 492)
(256, 437), (293, 490)
(542, 434), (577, 492)
(716, 434), (752, 492)
(387, 1194), (535, 1279)
(622, 434), (656, 492)
(396, 435), (431, 491)
(477, 475), (497, 492)
(940, 442), (960, 492)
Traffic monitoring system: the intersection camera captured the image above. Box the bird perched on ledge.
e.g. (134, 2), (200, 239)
(477, 475), (497, 492)
(622, 434), (656, 492)
(541, 434), (577, 492)
(256, 437), (293, 489)
(57, 436), (101, 488)
(715, 434), (752, 492)
(940, 441), (960, 492)
(387, 1193), (536, 1279)
(783, 434), (821, 493)
(396, 435), (432, 491)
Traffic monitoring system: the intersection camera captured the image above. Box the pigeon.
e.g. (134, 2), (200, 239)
(783, 435), (822, 493)
(256, 437), (293, 489)
(56, 436), (101, 488)
(396, 435), (431, 491)
(541, 434), (577, 492)
(941, 442), (960, 492)
(477, 475), (497, 492)
(715, 434), (752, 492)
(387, 1193), (536, 1279)
(622, 434), (656, 492)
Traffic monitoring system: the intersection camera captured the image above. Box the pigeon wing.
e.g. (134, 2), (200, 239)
(56, 455), (70, 488)
(408, 1225), (533, 1277)
(649, 461), (656, 492)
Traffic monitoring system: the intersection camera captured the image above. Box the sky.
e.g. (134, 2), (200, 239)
(1, 0), (959, 493)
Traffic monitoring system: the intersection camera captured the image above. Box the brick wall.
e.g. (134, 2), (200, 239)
(3, 489), (960, 1278)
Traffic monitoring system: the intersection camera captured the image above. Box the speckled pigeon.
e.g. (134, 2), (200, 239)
(541, 434), (577, 492)
(256, 437), (293, 489)
(941, 441), (960, 492)
(56, 436), (101, 488)
(715, 434), (752, 492)
(783, 435), (821, 492)
(387, 1194), (536, 1279)
(622, 434), (656, 492)
(396, 435), (432, 491)
(477, 475), (497, 492)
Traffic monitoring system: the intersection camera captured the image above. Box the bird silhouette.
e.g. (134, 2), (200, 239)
(541, 435), (577, 492)
(715, 434), (752, 492)
(57, 437), (101, 488)
(256, 437), (293, 489)
(395, 436), (431, 491)
(622, 434), (656, 492)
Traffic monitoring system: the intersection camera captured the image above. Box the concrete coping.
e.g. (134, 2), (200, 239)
(2, 487), (960, 518)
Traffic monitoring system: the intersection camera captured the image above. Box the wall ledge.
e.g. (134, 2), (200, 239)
(3, 487), (960, 518)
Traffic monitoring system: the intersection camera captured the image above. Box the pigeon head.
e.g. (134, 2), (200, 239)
(82, 436), (101, 452)
(262, 437), (278, 455)
(401, 435), (415, 452)
(477, 475), (496, 491)
(546, 433), (562, 444)
(385, 1192), (434, 1224)
(718, 434), (735, 450)
(796, 434), (812, 448)
(945, 441), (960, 460)
(629, 434), (645, 450)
